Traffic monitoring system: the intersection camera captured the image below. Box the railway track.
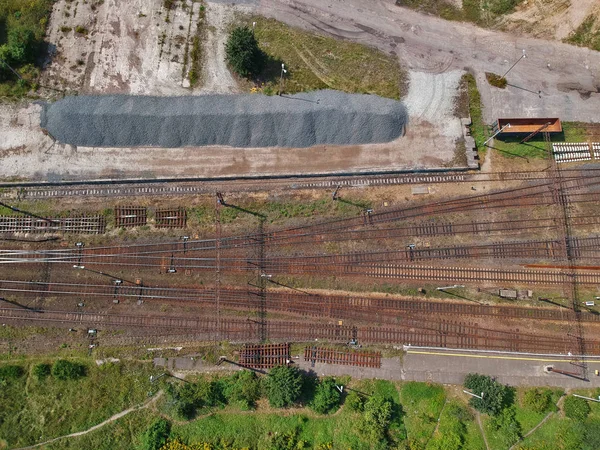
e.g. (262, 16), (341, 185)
(304, 347), (382, 368)
(2, 280), (600, 323)
(3, 169), (600, 199)
(1, 307), (598, 354)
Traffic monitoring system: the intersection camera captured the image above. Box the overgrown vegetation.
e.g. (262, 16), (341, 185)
(396, 0), (525, 26)
(462, 73), (487, 155)
(485, 72), (507, 89)
(565, 15), (600, 52)
(464, 373), (512, 415)
(3, 357), (594, 450)
(250, 17), (406, 99)
(0, 0), (54, 97)
(0, 360), (156, 448)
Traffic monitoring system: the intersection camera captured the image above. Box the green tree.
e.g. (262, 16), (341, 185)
(463, 373), (510, 415)
(225, 26), (262, 78)
(523, 388), (552, 413)
(310, 377), (341, 414)
(490, 406), (521, 448)
(345, 390), (364, 412)
(51, 360), (86, 380)
(563, 395), (591, 421)
(32, 363), (51, 379)
(6, 27), (37, 64)
(264, 365), (303, 408)
(360, 394), (393, 443)
(223, 370), (261, 409)
(142, 418), (171, 450)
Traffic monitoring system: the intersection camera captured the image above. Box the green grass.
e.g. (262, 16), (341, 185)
(249, 17), (406, 99)
(399, 382), (446, 449)
(427, 399), (485, 450)
(0, 359), (158, 448)
(173, 409), (371, 449)
(565, 15), (600, 52)
(492, 121), (591, 160)
(397, 0), (525, 26)
(462, 73), (487, 156)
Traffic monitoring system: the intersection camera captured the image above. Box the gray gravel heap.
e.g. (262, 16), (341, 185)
(41, 90), (407, 148)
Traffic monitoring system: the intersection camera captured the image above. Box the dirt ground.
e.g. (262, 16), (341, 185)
(0, 101), (457, 181)
(500, 0), (600, 41)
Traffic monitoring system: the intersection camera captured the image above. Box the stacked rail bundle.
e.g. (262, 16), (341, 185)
(304, 347), (382, 368)
(114, 206), (147, 227)
(239, 343), (291, 369)
(155, 207), (187, 228)
(0, 215), (106, 234)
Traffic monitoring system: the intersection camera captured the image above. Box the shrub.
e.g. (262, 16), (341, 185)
(222, 370), (261, 409)
(264, 365), (303, 408)
(60, 26), (72, 33)
(345, 390), (364, 412)
(0, 365), (24, 380)
(310, 377), (341, 414)
(75, 25), (88, 35)
(225, 26), (262, 78)
(143, 418), (171, 450)
(523, 388), (552, 413)
(490, 406), (521, 448)
(360, 394), (393, 443)
(485, 72), (507, 88)
(563, 395), (591, 421)
(51, 359), (86, 380)
(463, 373), (511, 415)
(32, 363), (51, 379)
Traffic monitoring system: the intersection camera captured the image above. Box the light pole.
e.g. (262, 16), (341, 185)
(278, 63), (287, 96)
(463, 390), (484, 400)
(502, 49), (526, 78)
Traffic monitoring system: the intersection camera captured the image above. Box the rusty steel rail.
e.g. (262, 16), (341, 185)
(1, 307), (599, 355)
(304, 346), (382, 368)
(239, 343), (290, 369)
(0, 215), (106, 234)
(114, 206), (147, 228)
(155, 208), (187, 228)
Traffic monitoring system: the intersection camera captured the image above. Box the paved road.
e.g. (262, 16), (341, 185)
(157, 348), (600, 388)
(255, 0), (600, 123)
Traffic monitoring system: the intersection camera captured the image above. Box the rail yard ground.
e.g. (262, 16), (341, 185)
(2, 0), (600, 449)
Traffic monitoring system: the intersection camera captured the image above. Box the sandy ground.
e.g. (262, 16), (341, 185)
(501, 0), (600, 41)
(257, 0), (600, 123)
(40, 0), (250, 95)
(0, 102), (455, 181)
(4, 0), (599, 182)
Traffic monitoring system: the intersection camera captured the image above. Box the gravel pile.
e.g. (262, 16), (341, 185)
(41, 90), (407, 148)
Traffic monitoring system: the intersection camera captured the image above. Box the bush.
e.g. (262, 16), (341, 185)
(490, 406), (521, 448)
(523, 388), (552, 413)
(463, 373), (511, 415)
(75, 25), (88, 35)
(345, 390), (364, 412)
(563, 395), (591, 421)
(264, 365), (303, 408)
(222, 370), (261, 409)
(225, 26), (262, 78)
(0, 365), (24, 380)
(51, 360), (86, 380)
(360, 394), (393, 443)
(485, 72), (507, 88)
(310, 377), (341, 414)
(32, 363), (51, 379)
(143, 418), (171, 450)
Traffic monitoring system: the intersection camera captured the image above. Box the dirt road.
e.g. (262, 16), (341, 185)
(255, 0), (600, 122)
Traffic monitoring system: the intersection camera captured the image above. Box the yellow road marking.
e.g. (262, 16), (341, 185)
(406, 350), (600, 364)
